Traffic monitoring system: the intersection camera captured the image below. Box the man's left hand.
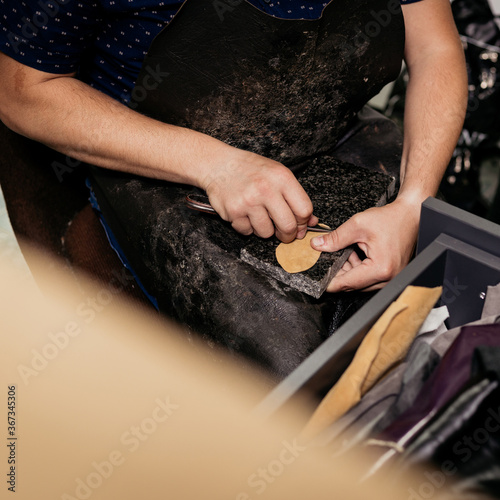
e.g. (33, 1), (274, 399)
(310, 198), (420, 292)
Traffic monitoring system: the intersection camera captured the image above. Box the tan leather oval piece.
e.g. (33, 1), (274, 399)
(276, 232), (322, 273)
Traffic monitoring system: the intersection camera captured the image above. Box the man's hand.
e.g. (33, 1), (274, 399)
(310, 198), (420, 292)
(202, 147), (317, 243)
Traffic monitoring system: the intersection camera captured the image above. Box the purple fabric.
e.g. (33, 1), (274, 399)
(375, 323), (500, 447)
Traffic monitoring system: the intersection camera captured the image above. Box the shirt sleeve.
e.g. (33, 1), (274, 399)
(0, 0), (103, 74)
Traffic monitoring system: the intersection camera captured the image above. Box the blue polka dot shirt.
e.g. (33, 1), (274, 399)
(0, 0), (422, 103)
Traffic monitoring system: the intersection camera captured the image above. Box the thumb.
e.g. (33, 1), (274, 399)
(311, 218), (361, 252)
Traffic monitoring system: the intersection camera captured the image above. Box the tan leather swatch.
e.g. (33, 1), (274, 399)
(301, 285), (443, 440)
(276, 232), (322, 273)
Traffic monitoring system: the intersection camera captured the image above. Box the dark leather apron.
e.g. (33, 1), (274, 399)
(90, 0), (405, 380)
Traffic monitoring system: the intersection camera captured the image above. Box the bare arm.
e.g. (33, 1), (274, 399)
(0, 52), (315, 242)
(398, 0), (468, 208)
(312, 0), (468, 291)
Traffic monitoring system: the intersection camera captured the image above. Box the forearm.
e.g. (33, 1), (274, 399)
(398, 0), (468, 209)
(398, 55), (467, 206)
(0, 64), (226, 187)
(0, 53), (314, 242)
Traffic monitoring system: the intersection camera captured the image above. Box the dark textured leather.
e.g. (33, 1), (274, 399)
(90, 0), (405, 379)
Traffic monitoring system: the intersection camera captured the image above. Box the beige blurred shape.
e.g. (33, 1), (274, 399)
(0, 243), (456, 500)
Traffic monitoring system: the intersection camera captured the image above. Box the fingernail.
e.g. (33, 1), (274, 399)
(312, 236), (324, 247)
(297, 228), (306, 239)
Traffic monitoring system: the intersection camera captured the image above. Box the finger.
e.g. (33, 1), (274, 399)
(296, 214), (321, 239)
(328, 275), (388, 292)
(231, 217), (253, 236)
(283, 177), (314, 220)
(296, 211), (320, 240)
(329, 280), (389, 293)
(341, 259), (353, 272)
(346, 249), (363, 268)
(359, 281), (390, 292)
(335, 248), (362, 277)
(296, 221), (308, 240)
(268, 199), (300, 243)
(326, 260), (386, 293)
(247, 208), (276, 239)
(283, 183), (314, 240)
(311, 216), (363, 253)
(308, 214), (319, 227)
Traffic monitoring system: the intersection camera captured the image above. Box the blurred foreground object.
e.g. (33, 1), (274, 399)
(0, 244), (462, 500)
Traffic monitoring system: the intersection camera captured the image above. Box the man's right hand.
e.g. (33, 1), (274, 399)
(201, 146), (316, 243)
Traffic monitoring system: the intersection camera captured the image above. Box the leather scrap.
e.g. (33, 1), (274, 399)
(275, 232), (322, 273)
(301, 285), (443, 440)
